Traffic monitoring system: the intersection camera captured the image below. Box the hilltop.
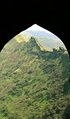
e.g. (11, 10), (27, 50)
(20, 24), (66, 50)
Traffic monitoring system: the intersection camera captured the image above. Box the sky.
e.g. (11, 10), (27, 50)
(24, 24), (61, 40)
(25, 24), (52, 34)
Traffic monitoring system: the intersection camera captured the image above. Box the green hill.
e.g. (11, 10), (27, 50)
(0, 35), (70, 119)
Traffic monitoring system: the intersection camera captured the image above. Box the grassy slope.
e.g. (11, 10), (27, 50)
(0, 36), (70, 119)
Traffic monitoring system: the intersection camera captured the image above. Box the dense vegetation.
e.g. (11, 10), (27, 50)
(0, 36), (70, 119)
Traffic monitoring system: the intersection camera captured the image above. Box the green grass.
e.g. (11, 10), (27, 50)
(0, 36), (70, 119)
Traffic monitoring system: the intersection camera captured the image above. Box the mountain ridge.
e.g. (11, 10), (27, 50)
(0, 26), (70, 119)
(19, 31), (67, 51)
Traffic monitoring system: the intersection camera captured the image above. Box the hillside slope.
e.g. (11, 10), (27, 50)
(0, 36), (70, 119)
